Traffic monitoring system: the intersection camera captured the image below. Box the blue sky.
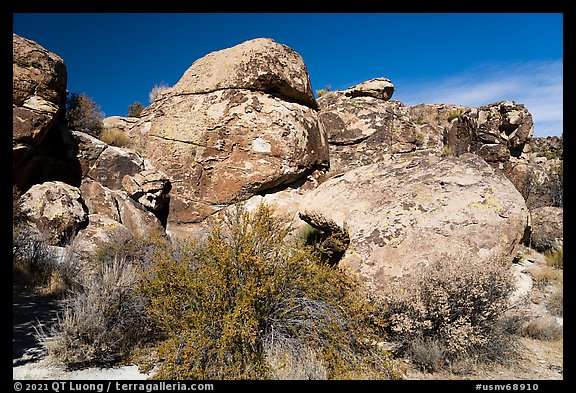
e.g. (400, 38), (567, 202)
(13, 13), (563, 137)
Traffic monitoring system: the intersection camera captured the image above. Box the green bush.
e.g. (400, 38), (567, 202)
(136, 203), (397, 380)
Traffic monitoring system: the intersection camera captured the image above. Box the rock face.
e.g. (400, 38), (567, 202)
(18, 181), (88, 245)
(130, 38), (329, 226)
(447, 101), (533, 163)
(73, 130), (171, 215)
(318, 80), (534, 181)
(172, 38), (318, 109)
(298, 153), (528, 294)
(13, 34), (71, 192)
(529, 207), (563, 252)
(318, 91), (444, 173)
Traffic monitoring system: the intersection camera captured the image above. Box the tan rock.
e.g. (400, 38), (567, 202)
(131, 39), (329, 226)
(18, 181), (88, 245)
(529, 207), (563, 252)
(171, 37), (317, 109)
(298, 153), (528, 295)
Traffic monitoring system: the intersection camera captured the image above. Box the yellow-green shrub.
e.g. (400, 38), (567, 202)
(137, 203), (397, 380)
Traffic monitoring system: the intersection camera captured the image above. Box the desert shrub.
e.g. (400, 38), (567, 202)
(407, 337), (446, 372)
(99, 127), (132, 147)
(381, 255), (515, 365)
(39, 254), (154, 368)
(547, 286), (563, 317)
(446, 109), (465, 122)
(549, 163), (563, 207)
(299, 224), (350, 266)
(66, 92), (104, 137)
(148, 82), (170, 103)
(136, 203), (397, 380)
(521, 316), (562, 340)
(13, 199), (79, 296)
(127, 101), (144, 117)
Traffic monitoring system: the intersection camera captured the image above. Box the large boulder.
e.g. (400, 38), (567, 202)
(18, 181), (88, 245)
(172, 37), (317, 109)
(80, 178), (166, 239)
(70, 214), (132, 262)
(12, 34), (67, 108)
(298, 153), (528, 295)
(130, 38), (329, 226)
(345, 77), (395, 101)
(13, 34), (69, 191)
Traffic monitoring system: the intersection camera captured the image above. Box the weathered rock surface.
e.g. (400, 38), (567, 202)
(318, 91), (439, 173)
(13, 34), (70, 191)
(172, 37), (317, 109)
(131, 38), (329, 226)
(70, 214), (132, 260)
(122, 170), (171, 212)
(73, 130), (171, 214)
(12, 34), (67, 108)
(447, 101), (533, 163)
(504, 157), (562, 209)
(529, 207), (563, 252)
(18, 181), (88, 245)
(298, 153), (528, 294)
(318, 80), (534, 182)
(102, 116), (139, 131)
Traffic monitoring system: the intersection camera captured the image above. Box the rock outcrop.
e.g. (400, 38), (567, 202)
(298, 153), (528, 294)
(13, 33), (74, 192)
(13, 34), (555, 311)
(130, 38), (329, 226)
(318, 80), (534, 181)
(73, 130), (171, 215)
(447, 101), (533, 164)
(18, 181), (88, 245)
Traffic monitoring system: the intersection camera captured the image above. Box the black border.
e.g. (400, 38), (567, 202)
(7, 2), (573, 391)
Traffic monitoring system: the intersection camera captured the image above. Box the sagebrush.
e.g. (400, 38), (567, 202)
(39, 255), (154, 368)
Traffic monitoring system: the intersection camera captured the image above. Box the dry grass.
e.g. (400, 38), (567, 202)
(521, 316), (562, 341)
(38, 255), (154, 368)
(547, 286), (563, 316)
(526, 265), (562, 289)
(544, 248), (563, 269)
(99, 127), (132, 148)
(406, 337), (445, 373)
